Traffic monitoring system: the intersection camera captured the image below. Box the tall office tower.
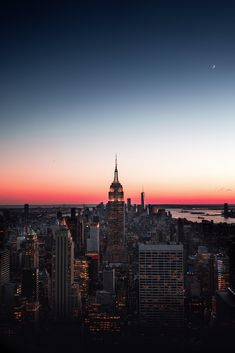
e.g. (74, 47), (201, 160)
(84, 222), (90, 252)
(0, 212), (5, 248)
(139, 244), (184, 327)
(0, 248), (10, 295)
(22, 228), (39, 302)
(176, 218), (184, 243)
(228, 240), (235, 290)
(214, 253), (230, 291)
(126, 198), (131, 212)
(75, 214), (85, 257)
(0, 250), (10, 328)
(23, 204), (29, 225)
(74, 259), (89, 308)
(71, 207), (76, 221)
(176, 218), (187, 279)
(106, 157), (127, 263)
(86, 253), (99, 295)
(141, 191), (145, 210)
(86, 223), (99, 253)
(23, 228), (39, 269)
(69, 210), (85, 258)
(22, 268), (39, 302)
(51, 225), (74, 320)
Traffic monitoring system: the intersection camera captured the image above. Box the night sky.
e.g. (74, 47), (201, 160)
(1, 0), (235, 204)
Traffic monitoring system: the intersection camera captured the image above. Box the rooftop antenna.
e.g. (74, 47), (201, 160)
(115, 153), (117, 170)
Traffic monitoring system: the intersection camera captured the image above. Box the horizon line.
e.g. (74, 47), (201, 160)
(0, 202), (234, 207)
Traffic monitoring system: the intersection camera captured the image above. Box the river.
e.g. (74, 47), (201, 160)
(166, 208), (235, 224)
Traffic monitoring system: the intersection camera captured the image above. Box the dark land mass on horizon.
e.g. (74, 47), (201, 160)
(0, 204), (234, 209)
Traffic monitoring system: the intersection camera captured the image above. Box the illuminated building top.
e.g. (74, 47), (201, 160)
(108, 155), (124, 202)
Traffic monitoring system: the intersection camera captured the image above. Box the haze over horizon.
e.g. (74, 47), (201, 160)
(1, 0), (235, 205)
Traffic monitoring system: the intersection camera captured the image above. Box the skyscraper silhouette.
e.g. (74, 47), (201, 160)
(22, 228), (39, 302)
(141, 191), (145, 211)
(51, 225), (74, 320)
(106, 156), (127, 263)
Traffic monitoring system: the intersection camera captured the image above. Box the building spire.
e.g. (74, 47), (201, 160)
(114, 154), (119, 182)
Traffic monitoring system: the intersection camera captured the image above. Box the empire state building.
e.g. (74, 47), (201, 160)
(106, 157), (127, 264)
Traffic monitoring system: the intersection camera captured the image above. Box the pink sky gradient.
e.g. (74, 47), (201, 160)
(1, 181), (234, 205)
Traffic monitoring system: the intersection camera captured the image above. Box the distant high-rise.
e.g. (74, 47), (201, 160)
(71, 207), (76, 221)
(23, 204), (29, 225)
(141, 191), (145, 210)
(51, 225), (74, 320)
(127, 198), (131, 212)
(106, 156), (127, 263)
(139, 243), (184, 327)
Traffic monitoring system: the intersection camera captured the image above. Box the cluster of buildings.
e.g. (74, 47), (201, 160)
(0, 160), (235, 348)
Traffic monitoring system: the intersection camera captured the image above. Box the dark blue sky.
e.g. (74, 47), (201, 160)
(1, 0), (235, 119)
(1, 0), (235, 203)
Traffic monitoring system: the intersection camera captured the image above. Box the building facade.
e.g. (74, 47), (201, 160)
(0, 248), (10, 296)
(139, 243), (184, 327)
(106, 157), (127, 263)
(51, 225), (74, 320)
(22, 228), (39, 302)
(214, 253), (230, 291)
(87, 223), (99, 253)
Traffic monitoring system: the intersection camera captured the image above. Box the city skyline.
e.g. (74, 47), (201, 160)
(1, 0), (235, 204)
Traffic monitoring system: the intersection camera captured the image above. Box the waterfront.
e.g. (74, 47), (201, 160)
(167, 208), (235, 224)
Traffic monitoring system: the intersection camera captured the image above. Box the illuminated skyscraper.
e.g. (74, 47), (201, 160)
(106, 157), (127, 263)
(214, 253), (230, 291)
(139, 243), (184, 327)
(23, 228), (39, 269)
(51, 225), (74, 320)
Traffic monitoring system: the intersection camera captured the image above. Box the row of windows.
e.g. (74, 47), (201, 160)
(140, 299), (184, 303)
(139, 275), (183, 278)
(140, 293), (184, 296)
(139, 257), (183, 260)
(139, 285), (183, 288)
(139, 258), (183, 261)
